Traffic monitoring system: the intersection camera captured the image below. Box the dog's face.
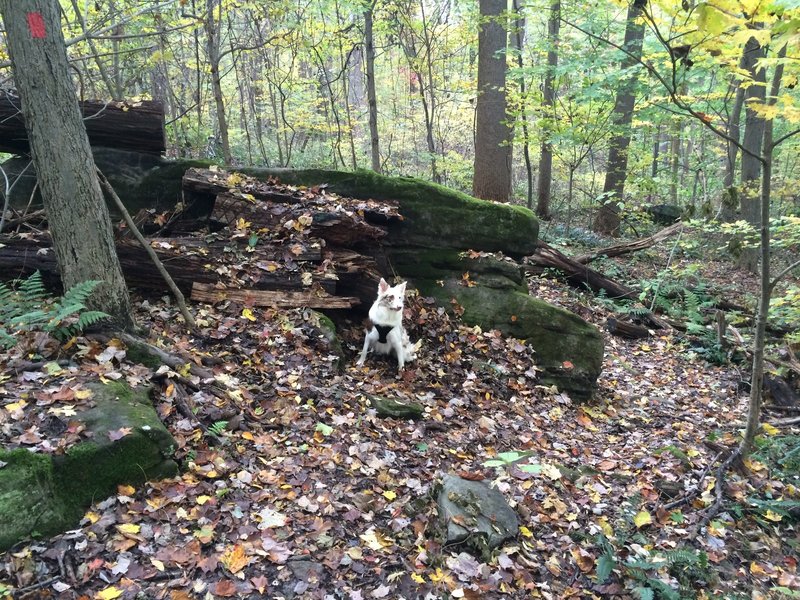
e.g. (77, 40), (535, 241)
(377, 278), (406, 313)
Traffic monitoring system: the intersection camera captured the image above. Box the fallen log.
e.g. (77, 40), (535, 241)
(528, 240), (638, 300)
(191, 282), (359, 309)
(0, 92), (166, 155)
(0, 235), (335, 294)
(575, 222), (684, 264)
(212, 192), (387, 247)
(606, 318), (651, 339)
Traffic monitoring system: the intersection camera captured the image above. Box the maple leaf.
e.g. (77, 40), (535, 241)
(220, 544), (250, 574)
(107, 427), (133, 441)
(211, 580), (238, 597)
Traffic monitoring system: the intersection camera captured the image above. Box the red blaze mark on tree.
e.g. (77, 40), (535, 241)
(27, 12), (47, 39)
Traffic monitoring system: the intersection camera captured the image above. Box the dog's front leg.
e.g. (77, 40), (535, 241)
(388, 331), (405, 371)
(356, 329), (375, 367)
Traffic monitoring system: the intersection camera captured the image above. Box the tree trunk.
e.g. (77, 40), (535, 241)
(511, 0), (533, 210)
(205, 0), (233, 164)
(740, 47), (785, 459)
(739, 36), (767, 272)
(592, 1), (646, 236)
(536, 0), (559, 219)
(364, 5), (381, 173)
(473, 0), (512, 202)
(0, 0), (134, 329)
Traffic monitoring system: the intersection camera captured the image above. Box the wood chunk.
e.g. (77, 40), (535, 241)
(191, 282), (359, 308)
(606, 318), (651, 339)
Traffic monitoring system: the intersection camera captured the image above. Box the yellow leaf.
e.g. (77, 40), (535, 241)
(117, 523), (140, 535)
(597, 516), (614, 537)
(74, 389), (93, 400)
(150, 558), (165, 571)
(519, 525), (533, 538)
(429, 567), (445, 582)
(197, 495), (212, 505)
(220, 544), (250, 574)
(761, 423), (779, 436)
(634, 510), (652, 528)
(411, 573), (425, 583)
(118, 484), (135, 496)
(359, 528), (392, 551)
(84, 510), (101, 524)
(541, 463), (562, 481)
(4, 400), (26, 412)
(764, 509), (783, 522)
(242, 308), (257, 322)
(383, 490), (397, 501)
(346, 546), (363, 560)
(96, 586), (124, 600)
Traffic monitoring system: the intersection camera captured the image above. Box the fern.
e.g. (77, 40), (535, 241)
(0, 272), (109, 347)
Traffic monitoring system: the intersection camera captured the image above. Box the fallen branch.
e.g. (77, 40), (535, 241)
(575, 222), (684, 264)
(98, 169), (196, 330)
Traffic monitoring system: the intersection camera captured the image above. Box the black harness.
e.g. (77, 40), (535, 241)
(374, 324), (394, 343)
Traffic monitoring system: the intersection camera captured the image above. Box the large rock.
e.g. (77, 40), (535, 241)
(390, 249), (603, 399)
(0, 381), (177, 551)
(437, 473), (519, 556)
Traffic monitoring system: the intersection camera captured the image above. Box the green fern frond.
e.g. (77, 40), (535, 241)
(75, 310), (110, 330)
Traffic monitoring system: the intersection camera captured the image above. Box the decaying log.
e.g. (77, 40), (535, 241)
(575, 222), (684, 264)
(528, 240), (638, 300)
(191, 282), (359, 309)
(606, 318), (651, 339)
(0, 235), (335, 295)
(0, 92), (166, 155)
(212, 192), (387, 247)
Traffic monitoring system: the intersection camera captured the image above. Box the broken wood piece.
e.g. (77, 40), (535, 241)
(606, 318), (651, 339)
(191, 282), (359, 309)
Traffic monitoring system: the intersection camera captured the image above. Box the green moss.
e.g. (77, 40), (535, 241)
(124, 341), (164, 369)
(0, 382), (178, 551)
(0, 449), (80, 549)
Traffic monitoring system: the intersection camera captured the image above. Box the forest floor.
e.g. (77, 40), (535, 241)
(1, 234), (799, 600)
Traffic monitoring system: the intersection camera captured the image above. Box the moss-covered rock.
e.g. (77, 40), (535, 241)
(421, 280), (603, 400)
(0, 381), (177, 551)
(243, 168), (539, 257)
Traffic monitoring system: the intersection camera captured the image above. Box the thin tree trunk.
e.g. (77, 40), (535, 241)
(593, 0), (646, 236)
(0, 0), (134, 329)
(364, 4), (381, 173)
(511, 0), (533, 210)
(536, 0), (559, 219)
(205, 0), (232, 164)
(741, 47), (785, 459)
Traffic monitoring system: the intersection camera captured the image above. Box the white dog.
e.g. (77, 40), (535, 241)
(356, 278), (418, 370)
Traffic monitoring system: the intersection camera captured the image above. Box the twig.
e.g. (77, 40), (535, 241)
(10, 577), (60, 598)
(116, 332), (213, 379)
(692, 447), (743, 537)
(96, 168), (196, 330)
(768, 416), (800, 426)
(663, 451), (723, 511)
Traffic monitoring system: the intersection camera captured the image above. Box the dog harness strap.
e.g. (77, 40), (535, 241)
(375, 324), (394, 344)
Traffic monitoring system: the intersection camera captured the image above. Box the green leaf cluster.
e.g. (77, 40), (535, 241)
(0, 271), (109, 349)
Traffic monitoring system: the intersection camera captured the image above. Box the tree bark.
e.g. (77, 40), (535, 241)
(472, 0), (512, 202)
(511, 0), (534, 210)
(592, 1), (646, 236)
(364, 5), (381, 173)
(0, 0), (134, 330)
(536, 0), (560, 219)
(739, 35), (767, 272)
(205, 0), (233, 164)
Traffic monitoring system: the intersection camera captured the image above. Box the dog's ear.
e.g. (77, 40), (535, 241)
(397, 281), (407, 295)
(378, 278), (389, 293)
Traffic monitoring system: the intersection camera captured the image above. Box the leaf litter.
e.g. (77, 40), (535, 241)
(1, 241), (799, 599)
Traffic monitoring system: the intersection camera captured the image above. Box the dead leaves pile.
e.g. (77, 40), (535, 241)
(1, 264), (799, 599)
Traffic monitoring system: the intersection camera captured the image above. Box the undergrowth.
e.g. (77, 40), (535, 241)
(0, 271), (109, 349)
